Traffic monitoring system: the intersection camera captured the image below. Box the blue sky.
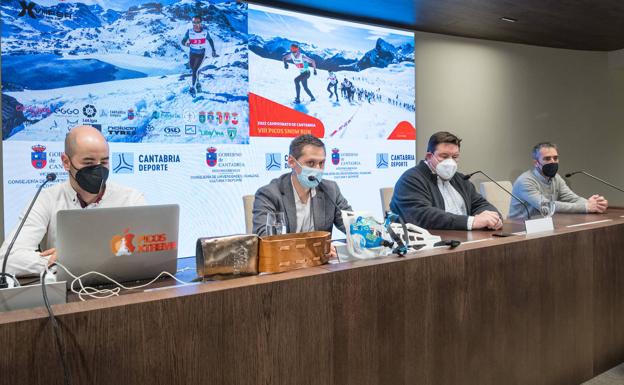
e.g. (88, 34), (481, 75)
(249, 4), (414, 53)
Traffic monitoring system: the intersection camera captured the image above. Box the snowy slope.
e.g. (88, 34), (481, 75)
(5, 64), (249, 144)
(249, 51), (415, 140)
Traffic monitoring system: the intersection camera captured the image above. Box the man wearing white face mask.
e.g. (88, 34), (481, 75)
(252, 135), (352, 256)
(390, 131), (502, 230)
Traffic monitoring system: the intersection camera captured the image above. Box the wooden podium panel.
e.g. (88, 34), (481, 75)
(1, 211), (624, 385)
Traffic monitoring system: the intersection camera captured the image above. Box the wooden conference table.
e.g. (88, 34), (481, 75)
(1, 209), (624, 385)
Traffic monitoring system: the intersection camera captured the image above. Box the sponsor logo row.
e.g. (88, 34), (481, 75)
(38, 120), (240, 141)
(264, 150), (415, 171)
(17, 104), (240, 125)
(30, 145), (414, 172)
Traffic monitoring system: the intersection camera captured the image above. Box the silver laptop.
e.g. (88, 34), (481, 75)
(0, 282), (66, 312)
(55, 204), (179, 287)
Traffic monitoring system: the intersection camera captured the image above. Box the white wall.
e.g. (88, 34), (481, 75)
(415, 32), (624, 205)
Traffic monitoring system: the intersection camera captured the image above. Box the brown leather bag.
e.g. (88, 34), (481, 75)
(258, 231), (331, 273)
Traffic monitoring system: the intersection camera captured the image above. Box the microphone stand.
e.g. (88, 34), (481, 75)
(464, 170), (532, 220)
(565, 171), (624, 194)
(0, 173), (56, 288)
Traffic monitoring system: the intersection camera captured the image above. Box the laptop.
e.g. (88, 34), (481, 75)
(55, 204), (179, 287)
(0, 282), (66, 312)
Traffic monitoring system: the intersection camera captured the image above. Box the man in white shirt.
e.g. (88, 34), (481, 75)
(0, 125), (145, 276)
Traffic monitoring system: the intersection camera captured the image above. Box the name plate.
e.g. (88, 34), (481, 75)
(525, 217), (554, 234)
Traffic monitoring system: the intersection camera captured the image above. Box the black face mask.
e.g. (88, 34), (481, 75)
(70, 161), (109, 194)
(541, 162), (559, 178)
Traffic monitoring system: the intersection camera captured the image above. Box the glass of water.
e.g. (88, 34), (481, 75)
(266, 212), (287, 236)
(540, 194), (556, 217)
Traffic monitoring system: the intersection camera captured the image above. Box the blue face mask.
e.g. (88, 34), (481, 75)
(294, 159), (323, 189)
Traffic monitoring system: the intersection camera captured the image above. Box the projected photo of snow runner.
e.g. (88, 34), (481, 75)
(248, 4), (415, 140)
(1, 0), (249, 144)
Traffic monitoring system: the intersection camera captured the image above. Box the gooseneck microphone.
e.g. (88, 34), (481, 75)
(565, 171), (624, 194)
(308, 175), (345, 261)
(0, 173), (56, 289)
(463, 170), (532, 220)
(308, 175), (343, 214)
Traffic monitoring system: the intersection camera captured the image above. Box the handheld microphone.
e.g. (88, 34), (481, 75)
(434, 240), (461, 249)
(0, 173), (56, 289)
(565, 171), (624, 194)
(463, 170), (532, 220)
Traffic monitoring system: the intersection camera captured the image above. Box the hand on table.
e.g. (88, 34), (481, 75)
(587, 194), (608, 213)
(325, 244), (338, 260)
(473, 210), (503, 230)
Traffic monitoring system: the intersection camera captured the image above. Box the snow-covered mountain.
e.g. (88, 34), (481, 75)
(1, 0), (249, 142)
(356, 38), (413, 71)
(1, 0), (246, 57)
(248, 34), (413, 72)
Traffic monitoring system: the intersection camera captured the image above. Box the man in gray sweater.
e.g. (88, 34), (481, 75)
(509, 142), (608, 219)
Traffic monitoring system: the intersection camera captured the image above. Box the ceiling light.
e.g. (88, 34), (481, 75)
(500, 17), (517, 23)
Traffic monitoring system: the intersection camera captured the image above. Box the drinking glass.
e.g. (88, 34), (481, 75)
(266, 212), (287, 236)
(539, 194), (556, 217)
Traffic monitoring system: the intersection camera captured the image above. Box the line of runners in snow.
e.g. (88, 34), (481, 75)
(281, 43), (414, 111)
(180, 18), (414, 112)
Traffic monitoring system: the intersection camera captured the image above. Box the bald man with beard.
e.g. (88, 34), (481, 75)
(0, 125), (145, 276)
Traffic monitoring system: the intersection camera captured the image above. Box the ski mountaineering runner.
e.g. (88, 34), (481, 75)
(326, 71), (339, 102)
(181, 15), (218, 97)
(282, 43), (317, 104)
(342, 78), (355, 103)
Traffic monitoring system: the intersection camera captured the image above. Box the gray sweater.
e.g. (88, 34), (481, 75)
(509, 168), (587, 219)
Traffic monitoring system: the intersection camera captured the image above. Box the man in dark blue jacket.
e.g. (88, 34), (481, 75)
(390, 131), (502, 230)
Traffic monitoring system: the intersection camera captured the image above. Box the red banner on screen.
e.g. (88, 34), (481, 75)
(249, 92), (325, 138)
(387, 121), (416, 140)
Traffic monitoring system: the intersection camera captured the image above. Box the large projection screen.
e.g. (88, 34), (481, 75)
(1, 0), (416, 257)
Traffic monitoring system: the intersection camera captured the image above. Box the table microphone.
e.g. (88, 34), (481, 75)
(565, 171), (624, 194)
(463, 170), (532, 220)
(0, 173), (56, 289)
(308, 176), (345, 261)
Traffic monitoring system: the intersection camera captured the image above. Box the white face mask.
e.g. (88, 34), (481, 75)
(434, 158), (457, 180)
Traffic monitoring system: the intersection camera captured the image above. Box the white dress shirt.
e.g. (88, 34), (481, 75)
(0, 181), (145, 276)
(291, 178), (316, 233)
(427, 160), (475, 230)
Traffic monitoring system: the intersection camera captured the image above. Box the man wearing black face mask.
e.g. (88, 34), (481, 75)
(509, 142), (608, 219)
(0, 125), (145, 276)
